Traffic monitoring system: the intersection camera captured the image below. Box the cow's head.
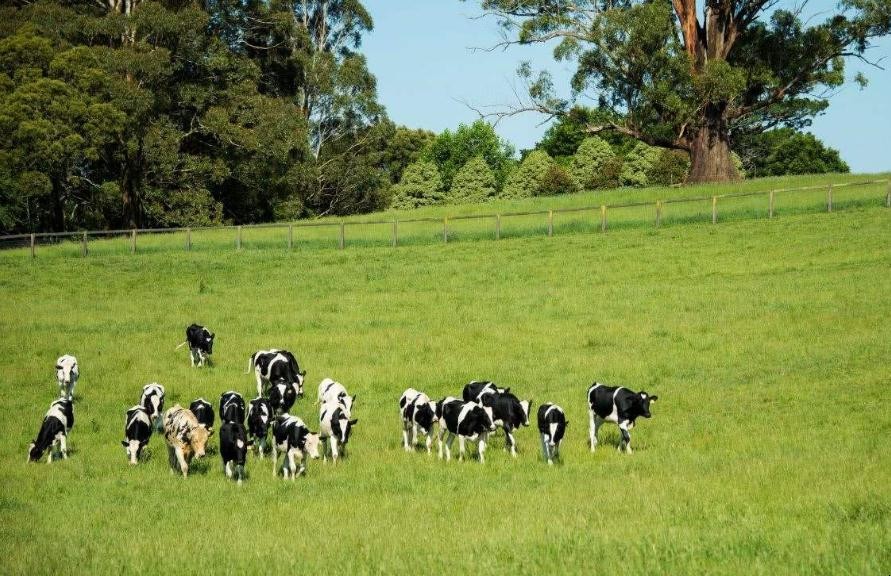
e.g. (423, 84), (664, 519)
(187, 425), (212, 458)
(303, 432), (321, 459)
(27, 441), (43, 462)
(335, 410), (358, 445)
(121, 439), (146, 465)
(56, 357), (77, 384)
(338, 393), (355, 414)
(204, 330), (214, 354)
(520, 400), (532, 426)
(414, 403), (436, 433)
(638, 392), (658, 418)
(481, 405), (497, 432)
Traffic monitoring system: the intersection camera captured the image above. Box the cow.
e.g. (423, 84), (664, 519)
(121, 405), (152, 465)
(436, 397), (496, 463)
(140, 383), (166, 432)
(317, 378), (355, 413)
(462, 380), (509, 403)
(220, 421), (250, 484)
(247, 397), (274, 458)
(478, 391), (531, 457)
(55, 355), (79, 401)
(163, 405), (213, 477)
(219, 391), (246, 424)
(176, 324), (215, 367)
(537, 403), (568, 465)
(587, 383), (658, 454)
(399, 388), (438, 453)
(268, 381), (298, 415)
(189, 398), (214, 431)
(28, 399), (74, 463)
(271, 415), (321, 479)
(319, 400), (358, 463)
(248, 350), (305, 398)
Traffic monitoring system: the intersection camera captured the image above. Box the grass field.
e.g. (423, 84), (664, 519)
(0, 180), (889, 574)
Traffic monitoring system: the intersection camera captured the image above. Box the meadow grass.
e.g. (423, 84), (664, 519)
(0, 192), (889, 574)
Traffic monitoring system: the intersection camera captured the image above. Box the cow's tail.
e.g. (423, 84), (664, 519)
(245, 353), (255, 374)
(175, 341), (188, 351)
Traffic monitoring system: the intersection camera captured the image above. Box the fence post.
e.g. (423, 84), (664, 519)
(81, 231), (88, 257)
(392, 218), (397, 248)
(827, 183), (833, 212)
(288, 225), (293, 250)
(886, 182), (890, 207)
(236, 226), (242, 250)
(655, 201), (662, 227)
(186, 227), (192, 251)
(443, 217), (448, 243)
(30, 233), (35, 258)
(495, 214), (501, 240)
(130, 229), (136, 254)
(712, 196), (718, 224)
(600, 205), (607, 232)
(547, 210), (553, 237)
(769, 190), (775, 219)
(339, 222), (345, 250)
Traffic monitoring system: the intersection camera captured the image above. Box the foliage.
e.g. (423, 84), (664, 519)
(449, 156), (497, 204)
(421, 120), (515, 190)
(538, 163), (578, 196)
(538, 106), (635, 160)
(648, 149), (691, 186)
(390, 159), (444, 209)
(570, 137), (617, 190)
(501, 149), (553, 198)
(735, 128), (850, 177)
(620, 143), (662, 187)
(383, 125), (437, 184)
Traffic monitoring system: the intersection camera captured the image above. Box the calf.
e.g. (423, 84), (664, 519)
(55, 355), (79, 401)
(249, 350), (305, 398)
(219, 421), (250, 484)
(317, 378), (355, 413)
(587, 383), (658, 454)
(268, 381), (298, 415)
(399, 388), (438, 453)
(537, 403), (567, 465)
(163, 405), (212, 477)
(28, 399), (74, 463)
(122, 405), (152, 465)
(219, 391), (246, 424)
(319, 400), (358, 463)
(479, 391), (531, 457)
(176, 324), (215, 367)
(189, 398), (214, 431)
(271, 415), (321, 479)
(140, 383), (166, 432)
(436, 397), (496, 463)
(247, 396), (274, 458)
(462, 380), (509, 403)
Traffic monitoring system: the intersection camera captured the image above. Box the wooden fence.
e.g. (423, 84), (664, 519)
(2, 179), (889, 258)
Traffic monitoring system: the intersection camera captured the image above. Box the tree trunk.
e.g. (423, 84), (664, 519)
(120, 163), (140, 229)
(687, 104), (739, 183)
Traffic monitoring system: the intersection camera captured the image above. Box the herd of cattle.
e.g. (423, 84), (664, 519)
(28, 324), (659, 481)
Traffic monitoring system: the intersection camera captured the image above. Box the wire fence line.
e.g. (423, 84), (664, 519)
(2, 178), (889, 258)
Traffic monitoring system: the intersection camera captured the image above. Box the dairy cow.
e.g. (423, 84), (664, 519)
(220, 421), (250, 484)
(268, 381), (298, 415)
(248, 350), (305, 398)
(28, 399), (74, 463)
(189, 398), (214, 430)
(587, 383), (658, 454)
(140, 383), (166, 432)
(436, 397), (496, 463)
(271, 415), (321, 479)
(55, 355), (79, 401)
(176, 324), (215, 367)
(399, 388), (437, 453)
(462, 380), (509, 403)
(121, 405), (152, 465)
(219, 391), (246, 424)
(163, 405), (212, 477)
(479, 391), (531, 457)
(537, 403), (567, 465)
(317, 378), (355, 413)
(247, 397), (274, 458)
(319, 400), (358, 463)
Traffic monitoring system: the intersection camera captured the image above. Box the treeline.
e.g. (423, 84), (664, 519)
(0, 1), (849, 234)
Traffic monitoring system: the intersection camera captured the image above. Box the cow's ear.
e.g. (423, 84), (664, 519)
(649, 396), (658, 402)
(55, 365), (62, 370)
(349, 419), (358, 426)
(299, 370), (306, 377)
(504, 387), (511, 394)
(207, 427), (214, 435)
(564, 421), (569, 427)
(121, 440), (128, 447)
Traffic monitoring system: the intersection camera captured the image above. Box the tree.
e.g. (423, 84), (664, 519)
(390, 160), (444, 209)
(621, 142), (662, 187)
(735, 128), (849, 177)
(469, 0), (891, 182)
(538, 106), (634, 159)
(570, 137), (616, 190)
(649, 149), (691, 186)
(422, 120), (515, 190)
(449, 156), (497, 204)
(501, 149), (553, 198)
(539, 163), (578, 196)
(383, 125), (437, 184)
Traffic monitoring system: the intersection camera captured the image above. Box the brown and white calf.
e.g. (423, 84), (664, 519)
(163, 405), (212, 477)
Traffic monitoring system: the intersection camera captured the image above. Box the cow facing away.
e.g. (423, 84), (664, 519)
(140, 383), (166, 432)
(436, 397), (496, 463)
(587, 383), (658, 454)
(176, 324), (214, 367)
(122, 405), (152, 465)
(271, 415), (321, 479)
(28, 399), (74, 463)
(319, 400), (358, 463)
(317, 378), (355, 413)
(189, 398), (214, 431)
(268, 381), (298, 416)
(248, 350), (305, 398)
(55, 355), (79, 401)
(479, 391), (531, 457)
(163, 405), (212, 477)
(219, 391), (246, 424)
(399, 388), (438, 453)
(537, 403), (568, 465)
(220, 421), (250, 484)
(462, 380), (509, 403)
(247, 397), (274, 458)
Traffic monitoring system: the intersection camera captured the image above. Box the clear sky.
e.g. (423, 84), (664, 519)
(362, 1), (891, 173)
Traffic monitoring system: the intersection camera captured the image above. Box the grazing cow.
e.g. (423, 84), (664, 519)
(479, 391), (531, 457)
(176, 324), (215, 367)
(537, 403), (568, 465)
(248, 350), (305, 398)
(436, 397), (496, 463)
(399, 388), (438, 453)
(28, 399), (74, 463)
(55, 355), (79, 401)
(163, 405), (213, 477)
(121, 405), (152, 465)
(317, 378), (355, 413)
(587, 383), (658, 454)
(219, 391), (246, 424)
(220, 421), (250, 484)
(247, 397), (274, 458)
(271, 415), (321, 479)
(139, 383), (166, 432)
(189, 398), (214, 431)
(319, 400), (358, 463)
(268, 381), (298, 415)
(462, 380), (509, 403)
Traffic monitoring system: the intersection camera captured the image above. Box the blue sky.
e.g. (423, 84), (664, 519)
(362, 1), (891, 173)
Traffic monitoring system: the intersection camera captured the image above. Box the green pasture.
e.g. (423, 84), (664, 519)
(0, 184), (889, 574)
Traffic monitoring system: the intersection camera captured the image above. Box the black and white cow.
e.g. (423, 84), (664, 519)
(587, 383), (658, 454)
(271, 415), (321, 479)
(436, 397), (496, 463)
(319, 400), (358, 463)
(55, 355), (79, 401)
(189, 398), (214, 431)
(247, 396), (274, 458)
(176, 324), (215, 367)
(248, 349), (305, 398)
(163, 405), (212, 477)
(462, 380), (509, 403)
(268, 381), (298, 415)
(220, 421), (250, 484)
(219, 391), (246, 424)
(537, 403), (567, 465)
(316, 377), (355, 413)
(28, 399), (74, 463)
(122, 405), (152, 465)
(399, 388), (438, 453)
(479, 391), (531, 457)
(139, 383), (166, 432)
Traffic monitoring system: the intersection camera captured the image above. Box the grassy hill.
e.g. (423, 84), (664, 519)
(0, 177), (889, 574)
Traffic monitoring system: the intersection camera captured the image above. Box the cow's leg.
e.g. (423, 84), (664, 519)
(478, 433), (488, 464)
(425, 432), (432, 454)
(189, 349), (196, 367)
(618, 421), (632, 454)
(175, 447), (189, 477)
(444, 432), (455, 461)
(256, 374), (264, 398)
(589, 409), (597, 451)
(458, 435), (466, 461)
(330, 438), (340, 464)
(287, 450), (297, 480)
(411, 423), (419, 448)
(540, 433), (550, 464)
(504, 425), (517, 457)
(224, 460), (232, 478)
(402, 423), (411, 452)
(167, 445), (177, 474)
(437, 425), (446, 459)
(59, 434), (68, 459)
